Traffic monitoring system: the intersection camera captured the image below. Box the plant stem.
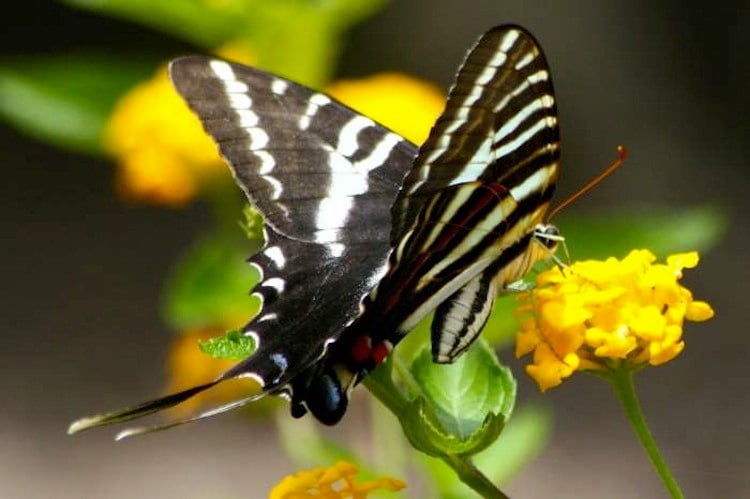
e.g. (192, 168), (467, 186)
(446, 454), (510, 499)
(607, 368), (685, 499)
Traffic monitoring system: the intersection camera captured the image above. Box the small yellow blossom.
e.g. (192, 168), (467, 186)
(269, 461), (405, 499)
(104, 44), (255, 206)
(515, 249), (714, 391)
(104, 68), (225, 205)
(327, 73), (445, 145)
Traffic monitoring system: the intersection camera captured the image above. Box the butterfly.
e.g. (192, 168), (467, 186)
(70, 24), (560, 437)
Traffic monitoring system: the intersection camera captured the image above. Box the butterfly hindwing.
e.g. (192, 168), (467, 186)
(431, 269), (497, 363)
(220, 225), (394, 388)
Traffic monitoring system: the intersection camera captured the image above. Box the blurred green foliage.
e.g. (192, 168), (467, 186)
(0, 55), (152, 154)
(0, 0), (386, 156)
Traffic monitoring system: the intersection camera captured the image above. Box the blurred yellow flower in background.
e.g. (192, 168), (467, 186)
(327, 73), (444, 145)
(104, 68), (224, 206)
(166, 329), (261, 416)
(515, 249), (714, 391)
(103, 44), (255, 206)
(105, 58), (443, 206)
(270, 461), (405, 499)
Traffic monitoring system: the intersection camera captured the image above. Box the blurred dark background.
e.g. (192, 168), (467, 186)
(2, 1), (748, 498)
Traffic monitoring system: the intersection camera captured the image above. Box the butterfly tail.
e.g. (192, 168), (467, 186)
(67, 380), (220, 435)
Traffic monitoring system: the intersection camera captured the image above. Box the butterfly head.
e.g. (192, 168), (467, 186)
(533, 223), (562, 252)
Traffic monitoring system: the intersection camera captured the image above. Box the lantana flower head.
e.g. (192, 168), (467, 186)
(516, 249), (714, 391)
(269, 461), (405, 499)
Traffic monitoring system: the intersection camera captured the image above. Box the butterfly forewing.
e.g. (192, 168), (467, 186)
(170, 57), (416, 245)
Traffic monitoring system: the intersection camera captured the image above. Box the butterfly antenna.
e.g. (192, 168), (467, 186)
(547, 145), (627, 221)
(115, 392), (268, 441)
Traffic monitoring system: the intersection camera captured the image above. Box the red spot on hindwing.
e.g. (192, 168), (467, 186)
(351, 335), (372, 364)
(371, 341), (391, 365)
(349, 335), (391, 368)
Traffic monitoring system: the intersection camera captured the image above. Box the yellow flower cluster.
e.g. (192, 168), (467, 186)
(515, 249), (714, 391)
(269, 461), (405, 499)
(105, 53), (444, 206)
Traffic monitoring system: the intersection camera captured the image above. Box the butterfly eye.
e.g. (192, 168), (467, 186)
(534, 224), (562, 250)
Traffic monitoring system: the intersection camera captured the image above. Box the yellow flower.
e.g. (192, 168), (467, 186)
(270, 461), (405, 499)
(327, 73), (445, 145)
(515, 249), (714, 391)
(104, 45), (255, 206)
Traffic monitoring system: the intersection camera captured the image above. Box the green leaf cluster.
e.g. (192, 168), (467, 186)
(161, 231), (261, 331)
(2, 0), (387, 154)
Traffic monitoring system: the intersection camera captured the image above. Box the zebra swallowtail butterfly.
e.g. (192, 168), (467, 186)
(70, 24), (560, 435)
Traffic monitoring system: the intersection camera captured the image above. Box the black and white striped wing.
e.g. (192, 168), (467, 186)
(68, 59), (419, 434)
(378, 25), (560, 362)
(169, 58), (418, 387)
(391, 25), (559, 242)
(171, 57), (416, 245)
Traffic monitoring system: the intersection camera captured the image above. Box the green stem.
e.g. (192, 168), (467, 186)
(204, 179), (245, 238)
(362, 359), (408, 416)
(446, 455), (510, 499)
(370, 396), (407, 476)
(607, 368), (684, 499)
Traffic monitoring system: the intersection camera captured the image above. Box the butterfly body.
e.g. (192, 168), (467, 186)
(69, 25), (561, 434)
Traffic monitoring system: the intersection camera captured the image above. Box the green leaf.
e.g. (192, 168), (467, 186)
(401, 340), (516, 457)
(0, 54), (153, 154)
(402, 398), (505, 459)
(162, 232), (261, 330)
(247, 0), (387, 87)
(471, 404), (552, 485)
(418, 404), (552, 497)
(557, 205), (727, 260)
(63, 0), (388, 85)
(62, 0), (253, 47)
(198, 329), (255, 359)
